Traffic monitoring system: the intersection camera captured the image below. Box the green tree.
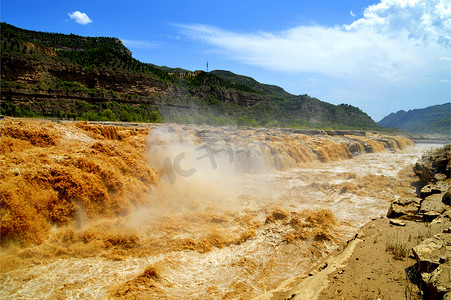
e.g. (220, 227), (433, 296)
(119, 110), (132, 122)
(81, 110), (101, 121)
(149, 111), (162, 123)
(101, 108), (116, 121)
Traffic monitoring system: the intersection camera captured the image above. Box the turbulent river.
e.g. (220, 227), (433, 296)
(0, 120), (442, 299)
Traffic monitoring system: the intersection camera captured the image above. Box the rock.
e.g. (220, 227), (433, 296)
(423, 211), (442, 222)
(420, 194), (447, 215)
(435, 173), (448, 181)
(414, 145), (451, 184)
(414, 158), (434, 183)
(444, 291), (451, 300)
(435, 181), (451, 193)
(412, 234), (449, 273)
(430, 210), (451, 228)
(308, 270), (317, 276)
(318, 261), (328, 271)
(435, 152), (451, 173)
(424, 262), (451, 299)
(429, 213), (451, 235)
(443, 188), (451, 206)
(420, 184), (443, 199)
(387, 197), (420, 219)
(410, 146), (451, 297)
(348, 142), (365, 154)
(389, 219), (406, 226)
(356, 232), (365, 239)
(431, 215), (450, 226)
(398, 197), (422, 206)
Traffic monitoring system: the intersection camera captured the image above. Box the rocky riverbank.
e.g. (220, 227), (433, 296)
(258, 144), (450, 300)
(391, 144), (451, 299)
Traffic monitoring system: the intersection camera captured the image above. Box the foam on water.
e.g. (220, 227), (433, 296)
(1, 120), (441, 299)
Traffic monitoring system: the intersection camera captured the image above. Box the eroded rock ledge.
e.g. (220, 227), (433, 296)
(388, 144), (451, 299)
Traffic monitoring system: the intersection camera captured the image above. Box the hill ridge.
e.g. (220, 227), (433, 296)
(377, 103), (450, 135)
(1, 22), (378, 129)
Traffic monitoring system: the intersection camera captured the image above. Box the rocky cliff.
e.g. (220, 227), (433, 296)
(1, 22), (378, 129)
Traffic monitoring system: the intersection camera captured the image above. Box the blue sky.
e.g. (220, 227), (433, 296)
(1, 0), (450, 121)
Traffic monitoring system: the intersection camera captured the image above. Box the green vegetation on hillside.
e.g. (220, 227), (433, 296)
(1, 22), (380, 129)
(0, 22), (173, 82)
(377, 103), (450, 135)
(1, 97), (162, 123)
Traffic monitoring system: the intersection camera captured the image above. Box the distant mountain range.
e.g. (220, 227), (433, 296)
(0, 22), (407, 131)
(377, 103), (450, 135)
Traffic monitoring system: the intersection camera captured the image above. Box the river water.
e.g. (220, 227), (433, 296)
(0, 133), (441, 299)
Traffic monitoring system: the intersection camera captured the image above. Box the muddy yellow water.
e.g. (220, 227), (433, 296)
(0, 119), (438, 299)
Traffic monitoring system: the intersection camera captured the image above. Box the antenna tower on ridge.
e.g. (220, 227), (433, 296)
(206, 61), (209, 73)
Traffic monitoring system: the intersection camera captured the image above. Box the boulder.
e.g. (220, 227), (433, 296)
(435, 152), (451, 173)
(420, 184), (443, 199)
(386, 197), (420, 219)
(414, 158), (434, 183)
(397, 197), (422, 206)
(431, 209), (451, 227)
(423, 211), (442, 222)
(412, 234), (448, 273)
(435, 173), (448, 181)
(420, 194), (447, 215)
(423, 261), (451, 299)
(435, 180), (451, 194)
(414, 145), (451, 183)
(348, 142), (365, 155)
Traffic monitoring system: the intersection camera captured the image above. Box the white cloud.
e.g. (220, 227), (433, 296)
(176, 0), (450, 120)
(68, 11), (92, 25)
(177, 22), (440, 83)
(344, 0), (451, 47)
(350, 10), (355, 17)
(178, 0), (449, 79)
